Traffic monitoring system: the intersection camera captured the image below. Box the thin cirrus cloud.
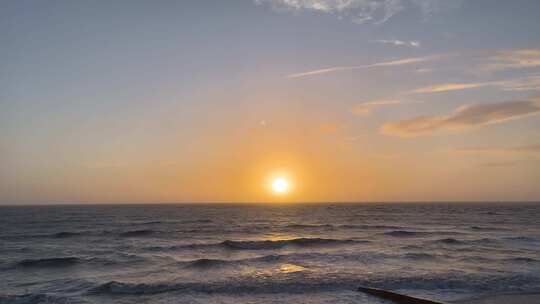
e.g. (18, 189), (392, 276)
(499, 75), (540, 91)
(381, 97), (540, 137)
(373, 39), (421, 47)
(254, 0), (463, 25)
(479, 161), (522, 168)
(410, 82), (489, 93)
(287, 55), (438, 78)
(482, 49), (540, 71)
(453, 144), (540, 155)
(351, 99), (402, 115)
(409, 75), (540, 94)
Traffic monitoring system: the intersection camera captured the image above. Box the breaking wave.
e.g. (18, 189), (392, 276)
(146, 238), (366, 251)
(88, 273), (540, 296)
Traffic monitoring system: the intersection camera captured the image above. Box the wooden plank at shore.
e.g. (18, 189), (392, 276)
(357, 286), (445, 304)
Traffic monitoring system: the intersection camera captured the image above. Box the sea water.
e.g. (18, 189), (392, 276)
(1, 203), (539, 303)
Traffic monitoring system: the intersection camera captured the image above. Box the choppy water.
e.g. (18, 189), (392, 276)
(1, 203), (540, 304)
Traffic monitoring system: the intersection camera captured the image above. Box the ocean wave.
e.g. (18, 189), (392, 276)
(179, 251), (393, 269)
(87, 272), (540, 296)
(505, 257), (539, 263)
(402, 252), (437, 260)
(184, 258), (229, 268)
(434, 238), (464, 245)
(384, 230), (466, 238)
(471, 238), (499, 244)
(458, 256), (494, 263)
(457, 255), (540, 264)
(283, 223), (405, 230)
(119, 229), (156, 237)
(177, 219), (213, 225)
(470, 226), (509, 231)
(129, 219), (212, 226)
(504, 236), (540, 243)
(89, 281), (190, 295)
(144, 244), (186, 251)
(0, 231), (85, 240)
(284, 224), (333, 229)
(0, 293), (78, 304)
(339, 224), (405, 230)
(138, 221), (162, 225)
(384, 230), (424, 237)
(16, 257), (81, 268)
(53, 231), (82, 238)
(0, 246), (30, 253)
(147, 238), (366, 251)
(180, 254), (290, 269)
(13, 254), (146, 269)
(220, 238), (360, 250)
(366, 273), (540, 294)
(432, 238), (498, 246)
(88, 279), (350, 296)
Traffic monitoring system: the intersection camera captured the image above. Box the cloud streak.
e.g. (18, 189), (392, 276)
(483, 49), (540, 71)
(255, 0), (462, 24)
(287, 55), (437, 78)
(381, 97), (540, 137)
(499, 75), (540, 91)
(409, 76), (540, 94)
(351, 99), (401, 115)
(479, 161), (522, 168)
(454, 144), (540, 155)
(411, 82), (489, 93)
(374, 39), (420, 47)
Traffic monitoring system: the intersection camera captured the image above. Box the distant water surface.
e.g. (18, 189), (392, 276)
(1, 203), (539, 303)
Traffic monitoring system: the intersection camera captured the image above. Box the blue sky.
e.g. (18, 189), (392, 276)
(1, 0), (540, 203)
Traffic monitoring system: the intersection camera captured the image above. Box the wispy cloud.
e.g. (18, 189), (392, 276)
(483, 49), (540, 71)
(453, 144), (540, 155)
(373, 39), (421, 47)
(409, 75), (540, 94)
(255, 0), (462, 25)
(479, 161), (522, 168)
(287, 66), (361, 78)
(84, 162), (129, 169)
(287, 55), (438, 78)
(370, 56), (437, 67)
(410, 82), (489, 93)
(351, 99), (401, 115)
(381, 97), (540, 137)
(499, 75), (540, 91)
(318, 122), (341, 134)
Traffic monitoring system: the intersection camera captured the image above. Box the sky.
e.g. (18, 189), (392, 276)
(1, 0), (540, 204)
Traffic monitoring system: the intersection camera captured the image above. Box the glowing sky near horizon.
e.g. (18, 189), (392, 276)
(1, 0), (540, 204)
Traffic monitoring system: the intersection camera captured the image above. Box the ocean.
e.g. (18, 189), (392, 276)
(1, 203), (539, 304)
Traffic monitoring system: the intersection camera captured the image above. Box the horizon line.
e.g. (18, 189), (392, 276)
(1, 200), (539, 207)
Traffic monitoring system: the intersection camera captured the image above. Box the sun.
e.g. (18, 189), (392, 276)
(271, 177), (290, 194)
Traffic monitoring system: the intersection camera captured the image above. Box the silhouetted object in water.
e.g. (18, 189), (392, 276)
(357, 286), (444, 304)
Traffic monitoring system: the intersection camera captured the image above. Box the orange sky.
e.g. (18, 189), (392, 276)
(1, 1), (540, 204)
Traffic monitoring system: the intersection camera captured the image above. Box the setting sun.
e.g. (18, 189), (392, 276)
(271, 177), (290, 194)
(3, 2), (540, 304)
